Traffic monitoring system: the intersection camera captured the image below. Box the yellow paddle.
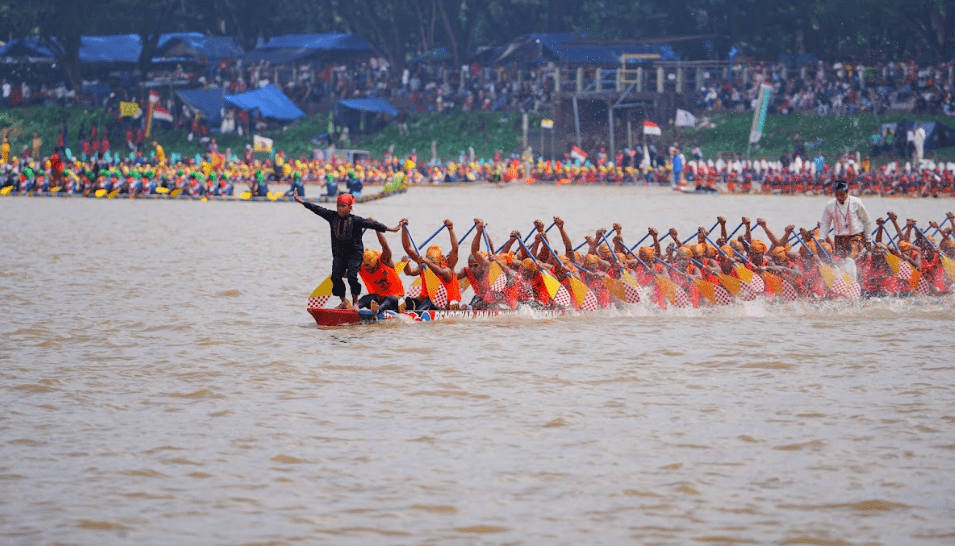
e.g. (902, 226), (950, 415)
(155, 187), (170, 194)
(108, 188), (121, 199)
(0, 186), (13, 196)
(307, 276), (334, 308)
(170, 188), (183, 197)
(239, 191), (251, 200)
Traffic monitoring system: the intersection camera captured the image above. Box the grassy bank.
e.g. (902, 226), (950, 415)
(2, 104), (953, 165)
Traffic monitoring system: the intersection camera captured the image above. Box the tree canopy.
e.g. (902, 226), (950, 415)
(2, 0), (952, 87)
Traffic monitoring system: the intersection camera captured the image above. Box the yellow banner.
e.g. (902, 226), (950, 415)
(120, 102), (140, 117)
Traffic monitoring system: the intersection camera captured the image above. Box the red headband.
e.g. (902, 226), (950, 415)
(337, 193), (355, 206)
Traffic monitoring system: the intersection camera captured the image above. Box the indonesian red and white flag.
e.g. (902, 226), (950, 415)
(152, 104), (173, 123)
(570, 145), (588, 162)
(643, 120), (662, 136)
(149, 90), (160, 104)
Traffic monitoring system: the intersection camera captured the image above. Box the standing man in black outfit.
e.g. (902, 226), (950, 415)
(294, 191), (400, 309)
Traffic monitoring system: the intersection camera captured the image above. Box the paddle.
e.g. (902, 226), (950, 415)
(807, 232), (861, 300)
(730, 244), (797, 300)
(307, 276), (335, 309)
(613, 241), (690, 308)
(689, 257), (737, 304)
(595, 230), (643, 303)
(660, 257), (732, 306)
(701, 232), (760, 289)
(627, 231), (652, 253)
(412, 223), (447, 252)
(0, 186), (12, 196)
(457, 222), (477, 245)
(403, 223), (451, 305)
(538, 232), (599, 310)
(482, 229), (508, 294)
(681, 221), (719, 245)
(515, 236), (571, 306)
(913, 224), (955, 282)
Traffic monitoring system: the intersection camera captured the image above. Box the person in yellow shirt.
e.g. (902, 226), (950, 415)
(1, 136), (10, 164)
(152, 141), (165, 165)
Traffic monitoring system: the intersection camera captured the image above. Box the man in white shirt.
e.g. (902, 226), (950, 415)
(820, 180), (873, 258)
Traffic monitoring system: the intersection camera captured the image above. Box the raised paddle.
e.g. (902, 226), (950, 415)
(595, 230), (643, 303)
(681, 221), (719, 245)
(806, 232), (861, 300)
(627, 231), (653, 253)
(538, 233), (599, 310)
(515, 236), (570, 305)
(912, 224), (955, 282)
(614, 242), (690, 308)
(689, 257), (748, 301)
(661, 257), (732, 306)
(456, 222), (477, 245)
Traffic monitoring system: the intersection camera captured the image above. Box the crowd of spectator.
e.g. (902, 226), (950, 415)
(3, 51), (955, 172)
(694, 59), (955, 117)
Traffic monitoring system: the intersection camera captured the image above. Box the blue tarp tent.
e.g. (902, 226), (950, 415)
(243, 33), (372, 64)
(0, 37), (56, 59)
(156, 34), (245, 61)
(224, 84), (305, 121)
(496, 33), (679, 66)
(1, 33), (242, 64)
(337, 98), (399, 117)
(176, 88), (227, 125)
(79, 34), (143, 63)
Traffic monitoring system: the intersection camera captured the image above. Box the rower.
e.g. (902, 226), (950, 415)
(400, 219), (462, 310)
(357, 227), (405, 313)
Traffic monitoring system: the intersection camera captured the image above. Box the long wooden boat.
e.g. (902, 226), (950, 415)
(307, 306), (561, 327)
(0, 187), (405, 203)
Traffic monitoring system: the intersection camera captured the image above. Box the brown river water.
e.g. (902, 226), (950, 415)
(2, 185), (954, 545)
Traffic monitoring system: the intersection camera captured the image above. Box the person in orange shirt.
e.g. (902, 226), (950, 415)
(399, 219), (461, 310)
(357, 228), (405, 313)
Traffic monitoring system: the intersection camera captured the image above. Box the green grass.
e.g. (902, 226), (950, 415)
(3, 104), (952, 166)
(676, 112), (955, 166)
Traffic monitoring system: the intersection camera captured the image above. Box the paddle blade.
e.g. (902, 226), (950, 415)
(0, 186), (12, 196)
(602, 277), (628, 302)
(395, 259), (409, 275)
(268, 192), (283, 201)
(156, 187), (170, 194)
(170, 188), (183, 197)
(541, 270), (562, 299)
(407, 276), (422, 299)
(457, 275), (470, 292)
(883, 251), (902, 276)
(239, 191), (251, 200)
(422, 267), (442, 302)
(734, 264), (754, 283)
(942, 254), (955, 281)
(552, 285), (573, 307)
(716, 272), (742, 295)
(569, 277), (590, 306)
(307, 276), (334, 308)
(488, 262), (506, 292)
(581, 290), (600, 311)
(912, 272), (931, 297)
(432, 283), (449, 308)
(108, 188), (121, 199)
(94, 189), (107, 198)
(656, 275), (692, 307)
(694, 278), (732, 305)
(818, 263), (836, 289)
